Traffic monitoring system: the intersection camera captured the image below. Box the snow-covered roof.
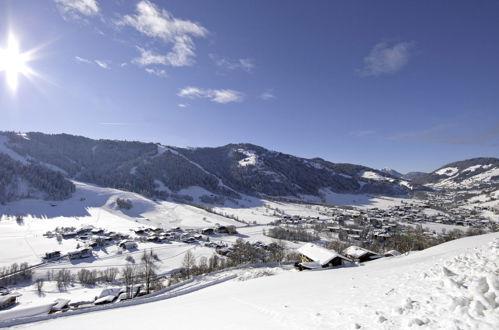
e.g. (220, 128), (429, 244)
(384, 250), (401, 257)
(297, 243), (348, 266)
(343, 246), (380, 259)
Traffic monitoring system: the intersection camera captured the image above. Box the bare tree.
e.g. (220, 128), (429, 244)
(122, 264), (137, 298)
(36, 279), (44, 296)
(140, 250), (159, 294)
(182, 250), (196, 279)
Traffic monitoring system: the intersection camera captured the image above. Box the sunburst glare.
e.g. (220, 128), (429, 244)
(0, 33), (36, 92)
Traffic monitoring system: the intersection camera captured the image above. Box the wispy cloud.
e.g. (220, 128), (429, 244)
(178, 86), (245, 104)
(351, 130), (375, 137)
(145, 68), (167, 77)
(177, 103), (189, 108)
(54, 0), (99, 20)
(357, 41), (414, 77)
(259, 89), (275, 101)
(94, 60), (109, 69)
(210, 55), (254, 72)
(75, 56), (92, 64)
(75, 56), (110, 69)
(119, 0), (207, 67)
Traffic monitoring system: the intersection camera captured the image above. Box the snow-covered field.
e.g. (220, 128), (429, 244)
(7, 232), (498, 329)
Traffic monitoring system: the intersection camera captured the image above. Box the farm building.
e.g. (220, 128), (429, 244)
(296, 243), (350, 270)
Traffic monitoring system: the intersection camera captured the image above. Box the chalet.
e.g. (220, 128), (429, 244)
(50, 298), (70, 313)
(343, 246), (381, 263)
(68, 248), (93, 260)
(201, 228), (215, 235)
(217, 225), (238, 234)
(43, 251), (61, 260)
(0, 293), (21, 310)
(61, 231), (78, 239)
(384, 250), (401, 257)
(119, 240), (138, 250)
(296, 243), (350, 270)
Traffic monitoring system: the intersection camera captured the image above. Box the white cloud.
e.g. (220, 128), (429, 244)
(145, 68), (167, 77)
(54, 0), (99, 19)
(177, 103), (189, 108)
(357, 41), (414, 77)
(75, 56), (109, 69)
(75, 56), (92, 64)
(133, 47), (167, 66)
(120, 0), (207, 67)
(178, 86), (245, 104)
(94, 60), (109, 69)
(259, 89), (275, 100)
(211, 55), (254, 72)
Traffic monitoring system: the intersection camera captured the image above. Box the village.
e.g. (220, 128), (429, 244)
(0, 186), (496, 324)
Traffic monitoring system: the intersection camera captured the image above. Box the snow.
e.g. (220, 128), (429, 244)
(435, 167), (459, 176)
(0, 135), (29, 164)
(361, 170), (386, 181)
(297, 243), (346, 265)
(236, 149), (258, 167)
(10, 233), (499, 329)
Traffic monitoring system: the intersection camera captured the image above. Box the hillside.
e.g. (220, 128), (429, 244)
(415, 157), (499, 190)
(8, 233), (498, 330)
(0, 132), (410, 202)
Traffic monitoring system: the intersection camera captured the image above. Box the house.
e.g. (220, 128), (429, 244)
(43, 251), (61, 260)
(217, 225), (238, 234)
(0, 293), (21, 310)
(50, 298), (70, 313)
(119, 240), (138, 250)
(95, 288), (123, 305)
(201, 228), (215, 235)
(296, 243), (350, 270)
(68, 248), (93, 260)
(343, 246), (381, 263)
(383, 250), (401, 257)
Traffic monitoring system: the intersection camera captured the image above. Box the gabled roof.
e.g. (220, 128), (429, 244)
(343, 246), (381, 259)
(297, 243), (349, 266)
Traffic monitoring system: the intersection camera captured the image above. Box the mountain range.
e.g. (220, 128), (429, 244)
(0, 131), (497, 203)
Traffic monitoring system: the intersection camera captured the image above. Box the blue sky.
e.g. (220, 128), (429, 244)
(0, 0), (498, 173)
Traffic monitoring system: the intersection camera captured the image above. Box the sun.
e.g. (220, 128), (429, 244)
(0, 33), (35, 92)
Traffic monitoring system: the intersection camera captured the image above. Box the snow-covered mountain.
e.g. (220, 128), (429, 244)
(402, 171), (427, 181)
(379, 167), (403, 178)
(414, 157), (499, 190)
(0, 132), (409, 202)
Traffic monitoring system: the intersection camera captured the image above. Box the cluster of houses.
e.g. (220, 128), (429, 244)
(295, 243), (400, 271)
(41, 224), (240, 263)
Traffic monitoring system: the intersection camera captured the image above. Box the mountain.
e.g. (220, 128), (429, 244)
(0, 153), (74, 203)
(0, 131), (410, 202)
(402, 171), (427, 181)
(379, 168), (403, 178)
(414, 157), (499, 190)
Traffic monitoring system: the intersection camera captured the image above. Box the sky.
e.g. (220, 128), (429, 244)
(0, 0), (498, 173)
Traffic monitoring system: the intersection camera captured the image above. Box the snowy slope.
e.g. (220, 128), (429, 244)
(417, 157), (499, 190)
(11, 233), (499, 330)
